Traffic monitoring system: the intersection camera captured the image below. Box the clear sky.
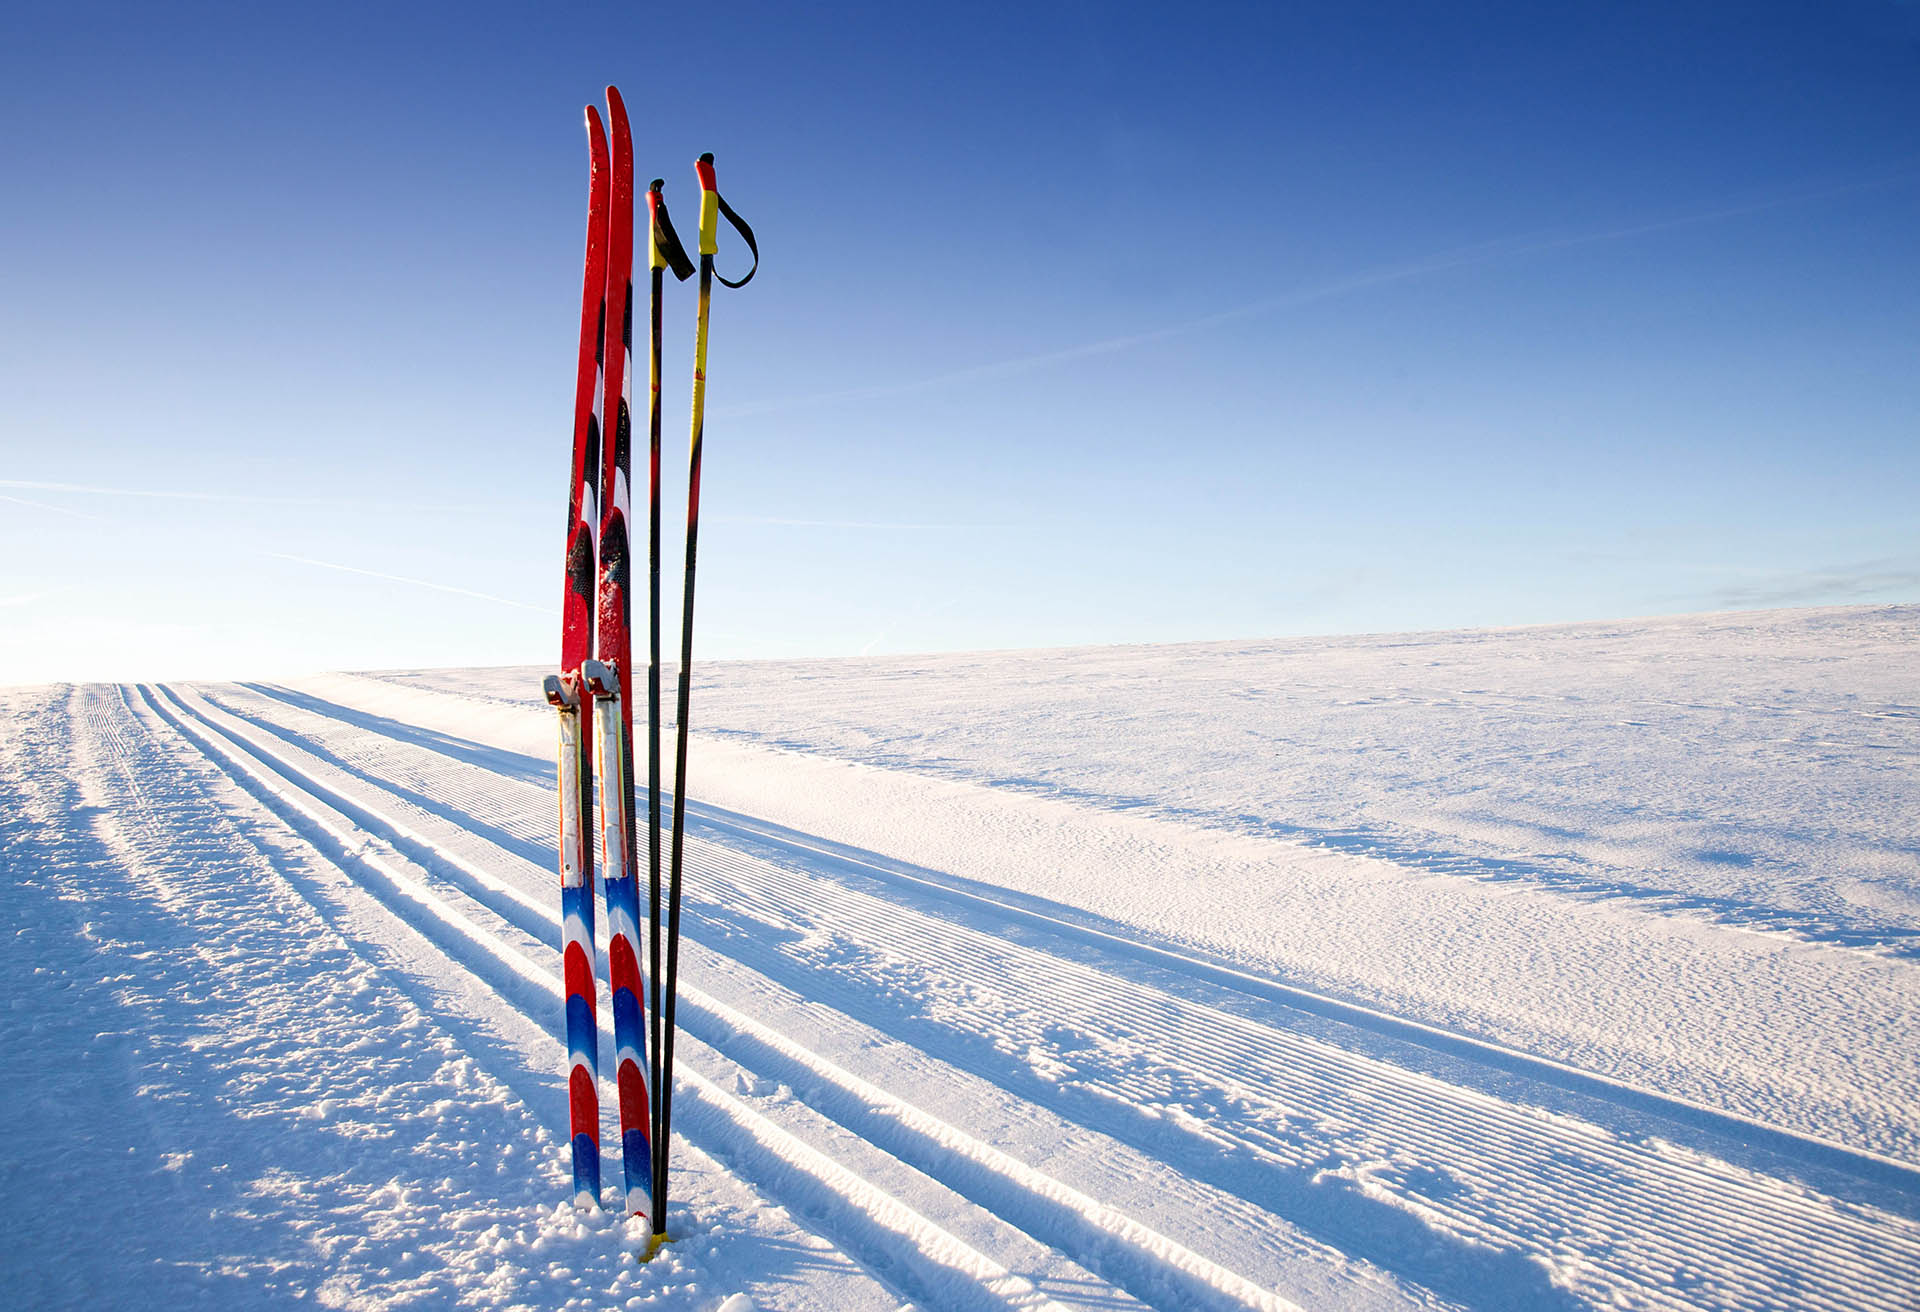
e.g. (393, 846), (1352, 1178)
(2, 1), (1917, 684)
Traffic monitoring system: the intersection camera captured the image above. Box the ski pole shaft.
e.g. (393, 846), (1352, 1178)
(652, 148), (753, 1246)
(656, 149), (730, 1243)
(643, 176), (691, 1232)
(646, 187), (667, 1238)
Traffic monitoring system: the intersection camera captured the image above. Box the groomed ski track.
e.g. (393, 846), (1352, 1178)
(11, 678), (1920, 1311)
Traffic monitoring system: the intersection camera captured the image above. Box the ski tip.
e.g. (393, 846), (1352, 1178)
(584, 105), (609, 185)
(604, 86), (632, 163)
(585, 104), (608, 164)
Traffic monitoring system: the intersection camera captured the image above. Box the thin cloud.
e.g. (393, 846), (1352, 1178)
(0, 591), (47, 607)
(8, 492), (549, 617)
(269, 553), (548, 613)
(1692, 558), (1920, 610)
(713, 158), (1920, 422)
(711, 514), (995, 530)
(0, 479), (519, 515)
(0, 491), (110, 521)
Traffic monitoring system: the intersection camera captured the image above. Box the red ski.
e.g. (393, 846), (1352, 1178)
(580, 84), (654, 1222)
(542, 102), (611, 1211)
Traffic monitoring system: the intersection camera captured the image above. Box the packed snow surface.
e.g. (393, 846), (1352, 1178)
(4, 605), (1916, 1310)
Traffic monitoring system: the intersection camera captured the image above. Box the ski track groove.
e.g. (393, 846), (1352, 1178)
(172, 678), (1920, 1311)
(195, 679), (1920, 1310)
(139, 683), (1271, 1312)
(140, 681), (1103, 1312)
(200, 684), (1396, 1311)
(132, 683), (1112, 1312)
(16, 686), (676, 1308)
(688, 847), (1915, 1310)
(665, 799), (1920, 1203)
(189, 687), (1431, 1309)
(162, 681), (1321, 1312)
(236, 679), (1920, 1198)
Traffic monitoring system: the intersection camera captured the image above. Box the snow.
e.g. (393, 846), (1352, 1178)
(3, 605), (1917, 1310)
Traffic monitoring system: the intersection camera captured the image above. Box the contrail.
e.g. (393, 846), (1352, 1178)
(713, 159), (1920, 421)
(268, 553), (548, 613)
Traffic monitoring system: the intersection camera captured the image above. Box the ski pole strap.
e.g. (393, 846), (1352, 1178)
(646, 181), (696, 282)
(694, 152), (758, 289)
(713, 193), (758, 288)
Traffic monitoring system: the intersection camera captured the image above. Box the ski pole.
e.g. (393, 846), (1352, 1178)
(546, 100), (611, 1212)
(655, 150), (757, 1250)
(641, 177), (693, 1238)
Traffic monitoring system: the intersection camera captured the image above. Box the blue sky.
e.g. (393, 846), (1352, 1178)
(2, 1), (1916, 683)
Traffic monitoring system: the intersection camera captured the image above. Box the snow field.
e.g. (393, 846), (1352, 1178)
(4, 608), (1917, 1309)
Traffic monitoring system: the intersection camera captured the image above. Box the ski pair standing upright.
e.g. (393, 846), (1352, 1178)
(545, 84), (756, 1250)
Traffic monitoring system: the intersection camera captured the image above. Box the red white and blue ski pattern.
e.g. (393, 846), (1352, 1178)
(592, 85), (655, 1221)
(551, 101), (613, 1211)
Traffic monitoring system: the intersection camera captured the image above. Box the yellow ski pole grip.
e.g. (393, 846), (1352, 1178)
(647, 181), (669, 272)
(646, 179), (695, 281)
(695, 153), (720, 257)
(691, 153), (758, 288)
